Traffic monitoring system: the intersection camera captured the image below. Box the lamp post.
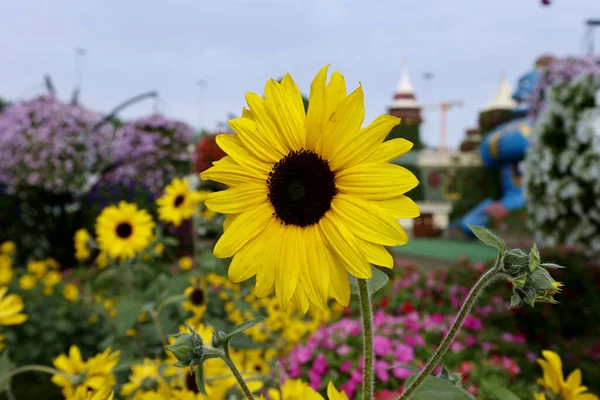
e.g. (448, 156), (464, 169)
(585, 19), (600, 56)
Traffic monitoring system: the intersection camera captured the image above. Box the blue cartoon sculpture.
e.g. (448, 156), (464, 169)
(456, 64), (541, 236)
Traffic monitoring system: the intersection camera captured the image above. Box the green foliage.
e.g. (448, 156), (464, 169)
(386, 123), (424, 150)
(405, 375), (475, 400)
(349, 266), (389, 295)
(450, 167), (502, 221)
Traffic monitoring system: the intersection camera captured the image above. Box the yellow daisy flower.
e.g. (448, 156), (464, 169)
(52, 345), (120, 399)
(0, 256), (13, 286)
(182, 277), (208, 325)
(121, 358), (169, 400)
(537, 350), (599, 400)
(64, 283), (80, 303)
(95, 201), (155, 261)
(19, 274), (36, 290)
(95, 251), (109, 269)
(157, 177), (204, 227)
(27, 260), (47, 279)
(74, 228), (92, 262)
(267, 379), (324, 400)
(179, 256), (193, 271)
(0, 241), (16, 255)
(0, 287), (28, 326)
(200, 66), (419, 311)
(71, 384), (114, 400)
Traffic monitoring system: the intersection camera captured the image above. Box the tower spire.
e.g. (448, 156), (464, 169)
(390, 58), (419, 109)
(481, 75), (516, 111)
(396, 58), (414, 94)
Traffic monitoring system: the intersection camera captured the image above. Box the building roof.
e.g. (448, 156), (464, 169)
(390, 59), (419, 109)
(481, 76), (517, 112)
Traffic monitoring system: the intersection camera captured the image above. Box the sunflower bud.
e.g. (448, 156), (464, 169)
(503, 245), (565, 308)
(166, 332), (203, 366)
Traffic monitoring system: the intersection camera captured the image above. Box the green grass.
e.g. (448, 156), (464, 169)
(391, 237), (498, 263)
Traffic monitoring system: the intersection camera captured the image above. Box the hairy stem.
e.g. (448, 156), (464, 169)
(397, 266), (503, 400)
(358, 278), (374, 400)
(0, 365), (70, 388)
(222, 355), (255, 400)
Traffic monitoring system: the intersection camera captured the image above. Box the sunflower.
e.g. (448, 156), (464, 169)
(0, 286), (27, 326)
(182, 277), (208, 325)
(200, 66), (419, 311)
(157, 178), (205, 227)
(95, 201), (155, 261)
(74, 228), (92, 262)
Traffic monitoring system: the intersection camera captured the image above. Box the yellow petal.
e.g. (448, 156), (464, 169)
(292, 284), (311, 314)
(331, 194), (408, 246)
(304, 227), (330, 309)
(0, 314), (28, 325)
(200, 156), (265, 187)
(328, 382), (349, 400)
(205, 183), (268, 214)
(245, 92), (291, 155)
(336, 163), (419, 200)
(228, 117), (284, 163)
(264, 79), (305, 150)
(305, 65), (330, 150)
(281, 73), (307, 137)
(364, 137), (413, 163)
(275, 226), (301, 310)
(318, 85), (365, 161)
(329, 114), (401, 171)
(565, 368), (582, 388)
(324, 72), (347, 124)
(357, 238), (394, 268)
(326, 249), (350, 307)
(216, 134), (272, 176)
(229, 219), (279, 283)
(213, 203), (273, 258)
(370, 196), (421, 219)
(319, 213), (370, 278)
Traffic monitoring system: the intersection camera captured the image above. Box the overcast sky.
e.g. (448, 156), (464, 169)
(1, 0), (598, 149)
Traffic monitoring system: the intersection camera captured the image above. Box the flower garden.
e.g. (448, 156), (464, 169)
(0, 61), (599, 400)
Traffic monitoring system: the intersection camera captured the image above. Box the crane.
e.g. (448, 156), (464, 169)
(421, 101), (463, 152)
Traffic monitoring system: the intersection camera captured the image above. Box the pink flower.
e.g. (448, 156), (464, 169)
(450, 341), (465, 352)
(341, 381), (357, 399)
(481, 342), (494, 352)
(297, 347), (312, 364)
(313, 353), (328, 374)
(463, 315), (484, 331)
(391, 366), (413, 380)
(337, 344), (352, 356)
(393, 343), (415, 364)
(375, 360), (391, 382)
(340, 361), (352, 373)
(374, 336), (392, 356)
(308, 369), (322, 389)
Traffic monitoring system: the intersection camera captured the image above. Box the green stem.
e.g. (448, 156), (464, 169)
(151, 310), (168, 346)
(358, 278), (374, 400)
(0, 365), (71, 388)
(397, 267), (503, 400)
(222, 354), (255, 400)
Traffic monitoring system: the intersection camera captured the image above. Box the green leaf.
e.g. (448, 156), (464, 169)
(509, 292), (524, 308)
(162, 237), (179, 246)
(509, 274), (528, 289)
(213, 317), (264, 348)
(0, 351), (15, 393)
(467, 224), (505, 252)
(482, 381), (521, 400)
(540, 262), (566, 269)
(529, 243), (540, 273)
(194, 365), (208, 395)
(405, 376), (475, 400)
(389, 364), (420, 373)
(349, 266), (389, 295)
(114, 298), (145, 334)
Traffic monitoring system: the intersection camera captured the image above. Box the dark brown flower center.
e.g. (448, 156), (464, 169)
(116, 222), (133, 238)
(174, 194), (185, 207)
(191, 288), (205, 305)
(267, 150), (337, 227)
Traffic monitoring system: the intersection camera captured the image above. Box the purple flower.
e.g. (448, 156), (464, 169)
(393, 343), (415, 363)
(463, 315), (484, 331)
(374, 360), (391, 382)
(337, 344), (352, 356)
(391, 366), (413, 380)
(340, 360), (352, 373)
(312, 353), (328, 374)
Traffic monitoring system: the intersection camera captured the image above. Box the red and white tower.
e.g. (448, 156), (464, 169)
(388, 60), (422, 124)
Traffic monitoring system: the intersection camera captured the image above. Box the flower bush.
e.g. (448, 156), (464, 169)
(524, 73), (600, 256)
(0, 95), (113, 194)
(108, 115), (194, 192)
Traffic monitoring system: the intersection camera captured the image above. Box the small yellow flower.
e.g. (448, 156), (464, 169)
(0, 258), (13, 286)
(44, 257), (60, 270)
(120, 358), (166, 397)
(52, 346), (120, 399)
(95, 251), (109, 269)
(89, 314), (98, 324)
(0, 241), (16, 255)
(19, 274), (36, 290)
(0, 287), (28, 326)
(74, 229), (92, 262)
(27, 260), (47, 279)
(64, 283), (80, 303)
(536, 350), (599, 400)
(96, 201), (155, 261)
(157, 177), (205, 227)
(179, 256), (193, 271)
(0, 333), (5, 352)
(182, 277), (208, 324)
(125, 328), (137, 338)
(153, 243), (165, 255)
(138, 312), (149, 323)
